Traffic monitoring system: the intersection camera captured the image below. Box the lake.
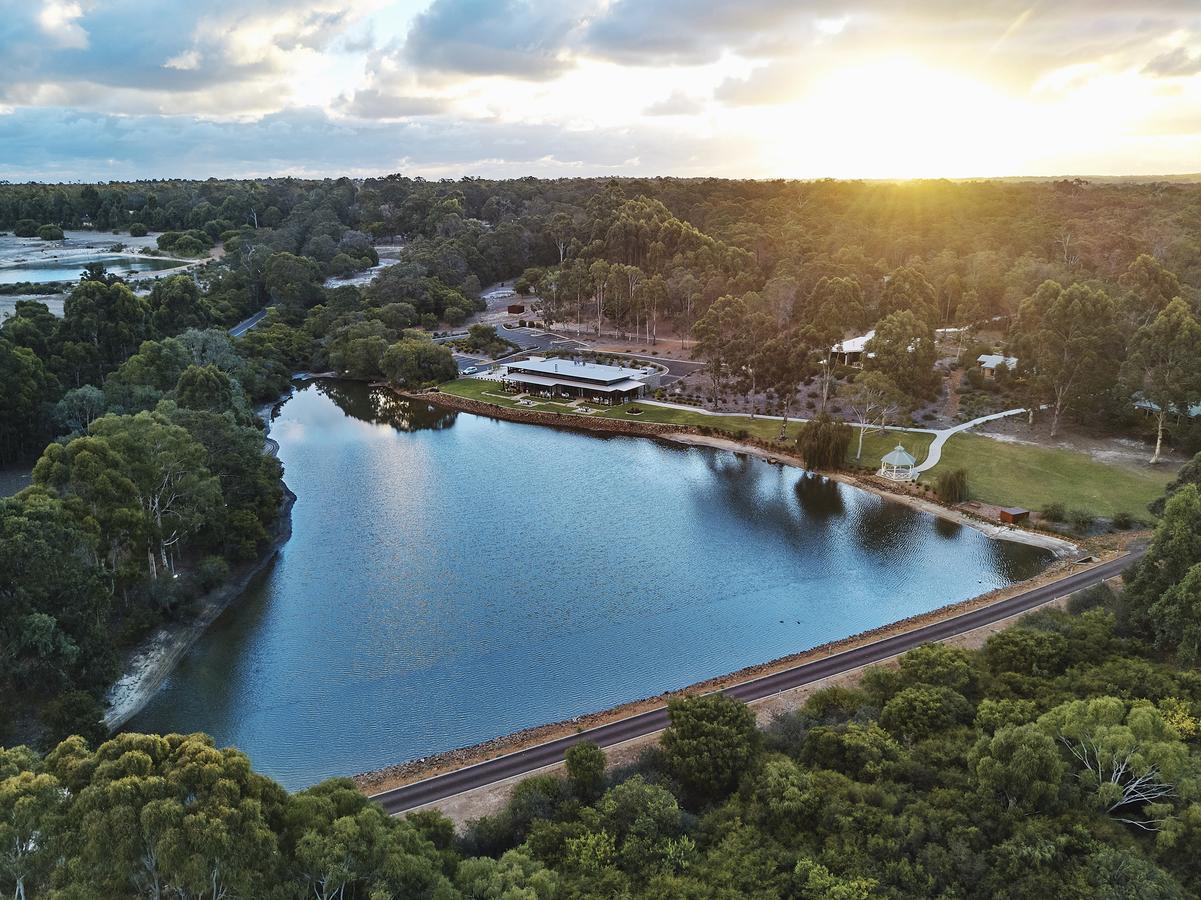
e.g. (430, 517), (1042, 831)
(0, 254), (181, 285)
(128, 379), (1052, 788)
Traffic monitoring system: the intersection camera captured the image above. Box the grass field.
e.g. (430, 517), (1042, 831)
(438, 379), (932, 469)
(923, 432), (1171, 520)
(439, 380), (1167, 516)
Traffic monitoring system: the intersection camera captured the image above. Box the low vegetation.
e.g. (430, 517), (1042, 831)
(926, 432), (1172, 519)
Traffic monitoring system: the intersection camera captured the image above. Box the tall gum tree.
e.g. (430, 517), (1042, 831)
(1012, 281), (1122, 437)
(1121, 298), (1201, 463)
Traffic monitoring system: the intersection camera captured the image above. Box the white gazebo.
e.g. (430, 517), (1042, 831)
(878, 444), (917, 482)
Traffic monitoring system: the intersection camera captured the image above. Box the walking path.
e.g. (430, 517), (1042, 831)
(638, 398), (1032, 474)
(911, 408), (1028, 474)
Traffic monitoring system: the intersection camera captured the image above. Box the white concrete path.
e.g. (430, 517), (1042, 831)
(639, 398), (939, 435)
(639, 398), (1032, 474)
(911, 408), (1028, 473)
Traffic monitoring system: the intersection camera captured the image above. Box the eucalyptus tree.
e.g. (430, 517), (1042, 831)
(1011, 281), (1123, 436)
(1121, 298), (1201, 463)
(840, 371), (909, 460)
(692, 294), (748, 404)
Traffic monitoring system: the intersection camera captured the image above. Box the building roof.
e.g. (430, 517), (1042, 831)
(505, 355), (651, 385)
(831, 330), (876, 355)
(1134, 395), (1201, 418)
(503, 371), (645, 393)
(977, 354), (1018, 370)
(881, 445), (916, 466)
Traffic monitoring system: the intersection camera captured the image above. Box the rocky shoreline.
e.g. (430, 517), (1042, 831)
(103, 396), (296, 730)
(354, 548), (1112, 794)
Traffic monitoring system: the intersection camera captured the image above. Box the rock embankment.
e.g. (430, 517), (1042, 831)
(354, 549), (1108, 795)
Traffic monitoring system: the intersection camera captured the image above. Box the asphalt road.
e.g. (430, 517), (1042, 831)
(229, 307), (269, 337)
(372, 551), (1136, 815)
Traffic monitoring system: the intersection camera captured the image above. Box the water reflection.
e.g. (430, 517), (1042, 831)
(794, 472), (846, 521)
(130, 379), (1053, 789)
(314, 380), (458, 432)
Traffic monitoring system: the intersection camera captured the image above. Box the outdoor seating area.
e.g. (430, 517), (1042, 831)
(878, 444), (918, 481)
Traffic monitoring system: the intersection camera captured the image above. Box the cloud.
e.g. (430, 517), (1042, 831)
(1, 2), (368, 115)
(164, 50), (202, 71)
(402, 0), (585, 80)
(643, 91), (705, 116)
(335, 89), (448, 119)
(581, 0), (809, 65)
(38, 1), (89, 50)
(0, 105), (751, 181)
(1143, 45), (1201, 77)
(716, 60), (811, 107)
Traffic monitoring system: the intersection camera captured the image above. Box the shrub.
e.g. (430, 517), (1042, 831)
(565, 741), (607, 803)
(13, 218), (39, 237)
(1068, 509), (1095, 533)
(128, 222), (148, 237)
(1067, 583), (1117, 615)
(37, 224), (64, 240)
(1040, 502), (1066, 522)
(796, 414), (852, 470)
(935, 468), (969, 503)
(662, 694), (760, 803)
(197, 555), (231, 591)
(1110, 511), (1134, 530)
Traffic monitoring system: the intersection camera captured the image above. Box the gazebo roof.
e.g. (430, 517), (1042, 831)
(881, 444), (916, 466)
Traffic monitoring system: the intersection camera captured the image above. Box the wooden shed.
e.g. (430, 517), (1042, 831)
(507, 303), (526, 314)
(998, 507), (1030, 525)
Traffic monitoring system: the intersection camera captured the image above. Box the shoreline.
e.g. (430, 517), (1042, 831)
(407, 388), (1078, 557)
(355, 549), (1118, 795)
(103, 396), (295, 730)
(350, 388), (1090, 796)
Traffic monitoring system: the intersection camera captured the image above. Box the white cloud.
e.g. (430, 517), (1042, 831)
(164, 49), (202, 71)
(38, 1), (89, 49)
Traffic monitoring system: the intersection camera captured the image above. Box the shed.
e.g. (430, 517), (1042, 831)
(977, 354), (1018, 379)
(507, 303), (526, 314)
(999, 507), (1030, 525)
(878, 444), (917, 482)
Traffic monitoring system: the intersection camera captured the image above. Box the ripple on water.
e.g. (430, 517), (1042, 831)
(128, 379), (1052, 788)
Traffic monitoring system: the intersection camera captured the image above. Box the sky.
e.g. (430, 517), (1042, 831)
(3, 0), (1201, 182)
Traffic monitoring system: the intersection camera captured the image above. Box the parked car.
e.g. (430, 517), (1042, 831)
(463, 366), (477, 374)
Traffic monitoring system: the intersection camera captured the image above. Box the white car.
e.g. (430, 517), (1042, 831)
(463, 366), (477, 374)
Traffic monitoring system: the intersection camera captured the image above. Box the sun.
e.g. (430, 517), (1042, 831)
(760, 58), (1040, 179)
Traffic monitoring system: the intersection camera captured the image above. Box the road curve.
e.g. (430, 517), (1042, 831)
(372, 552), (1136, 815)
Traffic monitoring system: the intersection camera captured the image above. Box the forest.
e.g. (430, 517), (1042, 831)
(7, 503), (1201, 898)
(5, 174), (1201, 896)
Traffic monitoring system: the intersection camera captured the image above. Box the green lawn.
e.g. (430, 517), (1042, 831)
(441, 379), (1166, 517)
(923, 432), (1172, 520)
(438, 379), (932, 469)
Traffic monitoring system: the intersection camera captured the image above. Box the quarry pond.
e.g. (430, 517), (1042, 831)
(128, 379), (1053, 789)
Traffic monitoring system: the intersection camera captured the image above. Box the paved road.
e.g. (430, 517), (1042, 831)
(229, 307), (269, 338)
(372, 551), (1136, 815)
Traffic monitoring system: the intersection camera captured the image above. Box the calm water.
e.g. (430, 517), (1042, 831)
(0, 254), (180, 285)
(129, 380), (1051, 788)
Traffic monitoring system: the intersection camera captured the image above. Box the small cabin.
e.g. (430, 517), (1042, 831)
(977, 354), (1018, 380)
(830, 331), (875, 368)
(999, 507), (1030, 525)
(507, 303), (526, 314)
